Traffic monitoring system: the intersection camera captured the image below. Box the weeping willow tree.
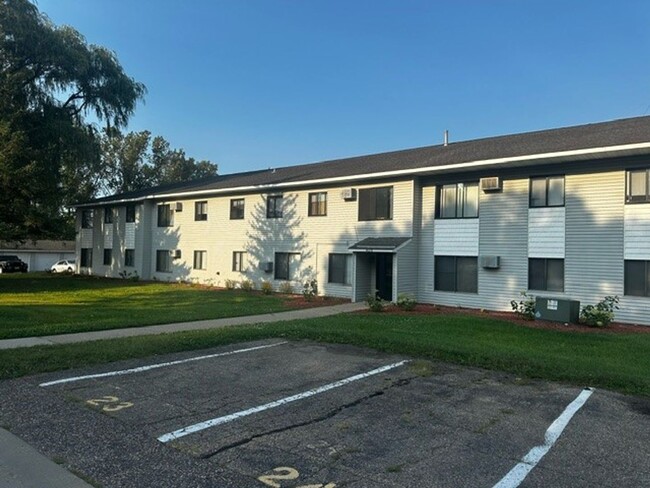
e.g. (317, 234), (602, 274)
(0, 0), (146, 240)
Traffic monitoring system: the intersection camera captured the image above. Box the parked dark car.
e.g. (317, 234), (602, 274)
(0, 255), (28, 273)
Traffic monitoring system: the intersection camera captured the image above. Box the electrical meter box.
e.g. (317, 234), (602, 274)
(535, 297), (580, 323)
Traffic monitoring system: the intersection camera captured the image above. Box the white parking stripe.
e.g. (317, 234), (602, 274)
(39, 342), (288, 387)
(157, 360), (409, 443)
(492, 388), (594, 488)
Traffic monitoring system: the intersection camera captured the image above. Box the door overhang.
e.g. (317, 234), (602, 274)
(348, 237), (411, 253)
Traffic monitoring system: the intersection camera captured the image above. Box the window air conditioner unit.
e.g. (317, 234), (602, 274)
(173, 249), (182, 259)
(479, 255), (500, 269)
(480, 177), (502, 192)
(175, 202), (183, 212)
(342, 188), (357, 201)
(261, 262), (273, 273)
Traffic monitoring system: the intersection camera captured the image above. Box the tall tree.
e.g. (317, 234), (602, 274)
(149, 135), (217, 185)
(99, 130), (218, 195)
(99, 129), (153, 195)
(0, 0), (146, 240)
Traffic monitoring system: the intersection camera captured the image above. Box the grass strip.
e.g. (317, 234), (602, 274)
(0, 273), (321, 339)
(1, 313), (648, 397)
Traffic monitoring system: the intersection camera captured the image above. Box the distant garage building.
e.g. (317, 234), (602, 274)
(0, 240), (76, 272)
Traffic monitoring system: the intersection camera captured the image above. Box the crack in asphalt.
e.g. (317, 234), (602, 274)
(200, 376), (415, 459)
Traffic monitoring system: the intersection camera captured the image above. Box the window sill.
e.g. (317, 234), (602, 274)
(433, 289), (478, 294)
(435, 216), (479, 220)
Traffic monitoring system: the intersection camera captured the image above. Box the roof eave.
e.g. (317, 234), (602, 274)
(74, 142), (650, 208)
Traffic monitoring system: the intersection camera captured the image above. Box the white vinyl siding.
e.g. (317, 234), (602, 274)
(528, 207), (565, 258)
(565, 171), (627, 315)
(478, 178), (529, 309)
(433, 219), (479, 256)
(103, 224), (113, 250)
(80, 229), (93, 248)
(125, 223), (136, 249)
(624, 204), (650, 260)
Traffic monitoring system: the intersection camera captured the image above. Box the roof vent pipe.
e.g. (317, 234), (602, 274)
(443, 130), (449, 146)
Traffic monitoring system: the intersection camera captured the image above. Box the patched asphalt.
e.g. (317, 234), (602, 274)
(1, 339), (649, 487)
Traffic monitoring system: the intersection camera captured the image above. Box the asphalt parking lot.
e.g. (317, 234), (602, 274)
(1, 339), (649, 487)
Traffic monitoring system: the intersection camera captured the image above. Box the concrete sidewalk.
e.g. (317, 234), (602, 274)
(0, 428), (93, 488)
(0, 302), (366, 488)
(0, 302), (365, 350)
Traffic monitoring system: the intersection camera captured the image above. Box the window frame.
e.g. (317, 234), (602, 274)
(266, 195), (283, 219)
(529, 176), (565, 208)
(230, 198), (245, 220)
(624, 260), (650, 296)
(434, 255), (478, 293)
(528, 258), (565, 292)
(274, 252), (299, 280)
(156, 250), (171, 273)
(104, 207), (114, 224)
(103, 249), (112, 266)
(308, 192), (327, 217)
(157, 204), (173, 227)
(232, 251), (246, 272)
(625, 169), (650, 204)
(328, 253), (351, 284)
(124, 249), (135, 267)
(80, 248), (92, 267)
(193, 250), (207, 270)
(81, 210), (94, 229)
(126, 205), (136, 223)
(358, 186), (393, 221)
(194, 201), (208, 221)
(436, 182), (479, 219)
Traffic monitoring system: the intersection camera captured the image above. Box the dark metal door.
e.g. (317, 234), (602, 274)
(375, 253), (393, 301)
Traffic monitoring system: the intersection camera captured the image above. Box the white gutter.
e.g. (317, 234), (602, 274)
(76, 141), (650, 207)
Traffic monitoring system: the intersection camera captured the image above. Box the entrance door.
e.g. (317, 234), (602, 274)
(375, 253), (393, 301)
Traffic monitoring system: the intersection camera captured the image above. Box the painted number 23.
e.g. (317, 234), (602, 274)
(86, 395), (133, 412)
(258, 467), (335, 488)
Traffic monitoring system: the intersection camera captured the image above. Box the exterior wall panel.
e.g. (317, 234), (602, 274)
(146, 179), (413, 297)
(624, 204), (650, 259)
(528, 207), (565, 258)
(417, 186), (436, 301)
(478, 178), (529, 310)
(565, 171), (628, 316)
(433, 219), (479, 256)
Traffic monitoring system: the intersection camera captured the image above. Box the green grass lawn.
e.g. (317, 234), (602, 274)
(0, 273), (313, 339)
(1, 310), (648, 397)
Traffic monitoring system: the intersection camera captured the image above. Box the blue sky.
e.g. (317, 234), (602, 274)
(39, 0), (650, 175)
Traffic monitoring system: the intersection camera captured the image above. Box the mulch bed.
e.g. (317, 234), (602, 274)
(281, 295), (349, 309)
(357, 303), (650, 335)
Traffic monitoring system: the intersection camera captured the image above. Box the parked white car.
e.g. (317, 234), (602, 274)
(51, 259), (76, 273)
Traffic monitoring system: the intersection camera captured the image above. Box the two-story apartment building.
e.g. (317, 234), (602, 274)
(76, 116), (650, 325)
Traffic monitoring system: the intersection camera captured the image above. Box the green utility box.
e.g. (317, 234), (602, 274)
(535, 297), (580, 323)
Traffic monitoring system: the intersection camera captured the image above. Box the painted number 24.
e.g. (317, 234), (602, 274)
(258, 467), (335, 488)
(86, 395), (133, 412)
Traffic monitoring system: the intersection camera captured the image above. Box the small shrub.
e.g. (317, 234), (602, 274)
(118, 270), (139, 281)
(580, 295), (620, 328)
(366, 291), (385, 312)
(224, 279), (237, 290)
(302, 279), (318, 301)
(279, 281), (294, 294)
(260, 280), (273, 295)
(240, 279), (255, 292)
(396, 293), (416, 311)
(510, 291), (536, 320)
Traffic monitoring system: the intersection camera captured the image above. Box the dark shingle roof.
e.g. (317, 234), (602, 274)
(85, 116), (650, 205)
(0, 240), (76, 251)
(349, 237), (411, 251)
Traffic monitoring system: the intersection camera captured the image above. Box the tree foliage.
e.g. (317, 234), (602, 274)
(99, 129), (218, 195)
(0, 0), (146, 240)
